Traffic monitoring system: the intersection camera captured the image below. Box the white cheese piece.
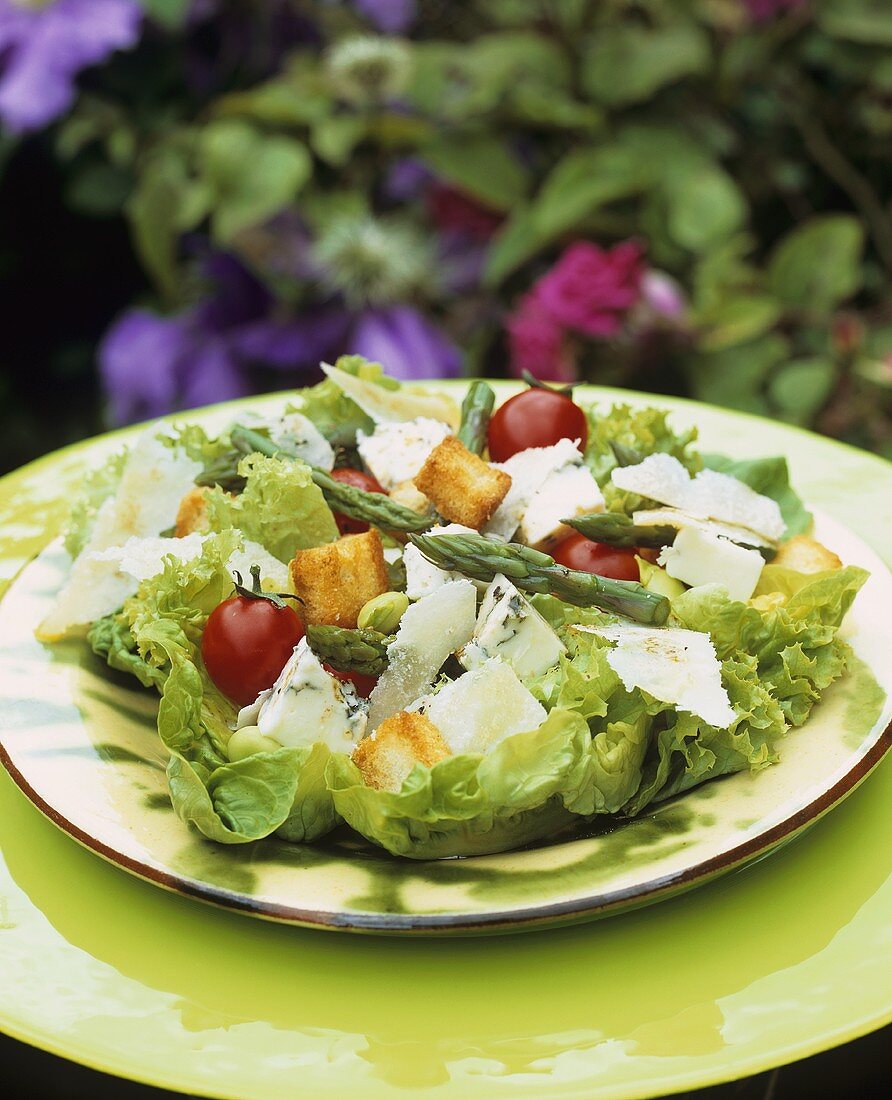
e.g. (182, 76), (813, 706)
(403, 523), (477, 600)
(484, 438), (583, 541)
(227, 539), (292, 593)
(421, 659), (547, 755)
(368, 579), (477, 729)
(611, 453), (785, 541)
(632, 508), (773, 550)
(356, 418), (451, 492)
(37, 533), (208, 640)
(587, 623), (736, 729)
(38, 430), (203, 639)
(236, 689), (272, 730)
(459, 574), (565, 679)
(257, 638), (367, 753)
(320, 362), (460, 428)
(658, 527), (764, 602)
(382, 545), (404, 566)
(518, 464), (605, 551)
(270, 412), (335, 470)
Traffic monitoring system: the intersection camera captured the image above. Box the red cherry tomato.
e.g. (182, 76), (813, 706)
(329, 467), (386, 534)
(552, 534), (640, 582)
(487, 388), (588, 462)
(202, 592), (305, 707)
(325, 664), (378, 699)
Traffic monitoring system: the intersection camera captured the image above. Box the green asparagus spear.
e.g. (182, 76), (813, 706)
(408, 532), (670, 625)
(457, 380), (495, 456)
(565, 511), (677, 549)
(195, 449), (248, 493)
(306, 625), (392, 677)
(230, 425), (433, 533)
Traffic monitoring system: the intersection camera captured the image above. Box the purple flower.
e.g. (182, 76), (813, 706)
(0, 0), (142, 134)
(352, 0), (415, 34)
(639, 270), (687, 319)
(532, 240), (645, 338)
(742, 0), (804, 21)
(506, 295), (576, 384)
(350, 307), (462, 381)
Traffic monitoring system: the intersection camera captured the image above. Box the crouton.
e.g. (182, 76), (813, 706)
(174, 487), (212, 537)
(389, 479), (432, 515)
(774, 535), (842, 574)
(413, 435), (512, 529)
(352, 711), (451, 792)
(290, 528), (389, 627)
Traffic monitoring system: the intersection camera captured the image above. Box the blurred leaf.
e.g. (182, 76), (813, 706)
(198, 121), (312, 244)
(65, 162), (133, 217)
(422, 134), (528, 210)
(687, 334), (789, 414)
(311, 115), (367, 166)
(139, 0), (191, 29)
(818, 0), (892, 44)
(767, 215), (864, 312)
(662, 163), (746, 252)
(697, 296), (782, 352)
(582, 24), (711, 106)
(216, 82), (332, 128)
(768, 358), (837, 423)
(508, 83), (602, 130)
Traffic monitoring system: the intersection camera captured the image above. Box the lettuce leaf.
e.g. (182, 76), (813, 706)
(295, 354), (397, 447)
(701, 453), (812, 538)
(64, 448), (128, 558)
(87, 613), (166, 690)
(327, 709), (592, 858)
(204, 453), (337, 562)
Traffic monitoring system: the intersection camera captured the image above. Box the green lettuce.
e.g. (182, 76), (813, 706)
(204, 452), (337, 562)
(672, 566), (867, 726)
(327, 709), (592, 859)
(64, 448), (128, 558)
(295, 354), (398, 446)
(88, 614), (166, 690)
(701, 453), (812, 537)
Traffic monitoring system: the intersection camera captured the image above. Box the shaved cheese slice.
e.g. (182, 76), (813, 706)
(37, 534), (208, 640)
(633, 507), (773, 550)
(612, 454), (785, 541)
(485, 438), (582, 541)
(368, 579), (476, 729)
(321, 363), (460, 428)
(228, 539), (292, 593)
(421, 658), (547, 755)
(583, 623), (736, 729)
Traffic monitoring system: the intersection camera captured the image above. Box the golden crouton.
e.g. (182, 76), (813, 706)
(389, 479), (431, 515)
(352, 711), (451, 792)
(413, 435), (511, 529)
(174, 487), (212, 537)
(774, 535), (842, 574)
(290, 529), (389, 627)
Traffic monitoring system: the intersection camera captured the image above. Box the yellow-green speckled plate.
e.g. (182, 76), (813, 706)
(1, 384), (891, 1098)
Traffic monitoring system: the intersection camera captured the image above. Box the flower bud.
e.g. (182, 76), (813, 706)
(326, 36), (413, 105)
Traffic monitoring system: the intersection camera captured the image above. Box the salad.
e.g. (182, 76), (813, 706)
(37, 359), (867, 859)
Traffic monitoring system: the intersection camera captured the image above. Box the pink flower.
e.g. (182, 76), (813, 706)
(532, 240), (644, 338)
(506, 294), (577, 383)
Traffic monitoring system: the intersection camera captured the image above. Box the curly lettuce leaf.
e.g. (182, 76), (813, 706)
(294, 354), (397, 446)
(162, 423), (232, 467)
(87, 614), (166, 690)
(64, 448), (128, 558)
(701, 453), (812, 538)
(672, 566), (867, 726)
(327, 709), (592, 859)
(584, 404), (700, 498)
(204, 453), (337, 562)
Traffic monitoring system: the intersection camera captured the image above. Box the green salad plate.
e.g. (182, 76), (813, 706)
(1, 383), (891, 1100)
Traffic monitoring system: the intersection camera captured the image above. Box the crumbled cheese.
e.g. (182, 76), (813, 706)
(586, 623), (736, 729)
(367, 579), (477, 728)
(270, 411), (335, 470)
(518, 463), (605, 550)
(658, 527), (764, 602)
(484, 438), (582, 541)
(420, 658), (547, 755)
(256, 638), (367, 753)
(612, 454), (785, 541)
(459, 574), (565, 679)
(356, 418), (452, 492)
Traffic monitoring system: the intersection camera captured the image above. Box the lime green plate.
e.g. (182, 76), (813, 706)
(1, 385), (891, 1097)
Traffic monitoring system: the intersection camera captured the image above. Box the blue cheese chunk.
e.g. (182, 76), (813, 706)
(356, 418), (451, 492)
(612, 453), (785, 542)
(256, 638), (367, 753)
(403, 522), (477, 600)
(587, 623), (736, 729)
(518, 463), (605, 550)
(484, 438), (583, 541)
(269, 411), (335, 470)
(421, 659), (547, 755)
(459, 574), (565, 679)
(658, 526), (764, 602)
